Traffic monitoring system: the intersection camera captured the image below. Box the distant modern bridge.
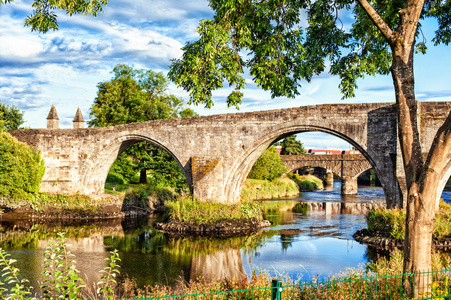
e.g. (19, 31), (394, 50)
(10, 102), (451, 208)
(280, 154), (372, 195)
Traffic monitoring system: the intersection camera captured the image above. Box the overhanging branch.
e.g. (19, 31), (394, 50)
(356, 0), (393, 42)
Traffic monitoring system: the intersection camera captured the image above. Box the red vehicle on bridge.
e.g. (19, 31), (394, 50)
(307, 149), (360, 155)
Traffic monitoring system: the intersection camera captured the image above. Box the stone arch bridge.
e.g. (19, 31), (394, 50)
(280, 154), (372, 195)
(10, 102), (451, 208)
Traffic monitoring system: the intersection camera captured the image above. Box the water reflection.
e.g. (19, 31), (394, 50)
(2, 185), (439, 290)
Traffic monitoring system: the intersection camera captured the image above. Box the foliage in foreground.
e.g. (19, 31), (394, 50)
(248, 146), (287, 181)
(1, 234), (451, 299)
(366, 201), (451, 240)
(0, 131), (45, 198)
(165, 196), (263, 225)
(0, 233), (120, 300)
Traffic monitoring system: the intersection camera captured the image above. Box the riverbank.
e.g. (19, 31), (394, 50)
(0, 184), (184, 220)
(353, 202), (451, 250)
(241, 174), (324, 201)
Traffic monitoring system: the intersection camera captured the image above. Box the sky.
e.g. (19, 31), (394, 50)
(1, 0), (450, 150)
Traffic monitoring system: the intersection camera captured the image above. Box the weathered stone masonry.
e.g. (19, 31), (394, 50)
(10, 102), (451, 208)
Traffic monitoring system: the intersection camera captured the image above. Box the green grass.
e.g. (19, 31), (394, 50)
(0, 193), (106, 212)
(366, 201), (451, 240)
(165, 196), (263, 225)
(241, 176), (299, 201)
(288, 173), (324, 191)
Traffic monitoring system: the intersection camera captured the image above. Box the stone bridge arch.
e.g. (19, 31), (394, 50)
(222, 122), (390, 205)
(80, 133), (190, 195)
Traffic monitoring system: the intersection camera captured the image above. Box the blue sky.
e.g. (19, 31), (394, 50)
(1, 0), (450, 149)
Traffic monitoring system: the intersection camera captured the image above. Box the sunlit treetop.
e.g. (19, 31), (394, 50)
(0, 0), (109, 33)
(168, 0), (451, 108)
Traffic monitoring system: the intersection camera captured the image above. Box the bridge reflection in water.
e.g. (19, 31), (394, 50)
(0, 187), (391, 291)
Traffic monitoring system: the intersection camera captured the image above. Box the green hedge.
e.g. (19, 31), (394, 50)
(0, 131), (45, 198)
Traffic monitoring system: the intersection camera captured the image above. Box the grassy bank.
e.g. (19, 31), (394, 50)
(365, 201), (451, 240)
(288, 173), (324, 191)
(164, 196), (263, 225)
(0, 193), (107, 212)
(241, 176), (299, 201)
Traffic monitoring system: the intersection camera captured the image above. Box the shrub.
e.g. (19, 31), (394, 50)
(366, 202), (451, 240)
(106, 172), (125, 184)
(366, 207), (406, 240)
(248, 147), (287, 181)
(288, 173), (324, 191)
(0, 131), (45, 198)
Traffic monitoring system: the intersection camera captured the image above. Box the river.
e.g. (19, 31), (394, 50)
(0, 183), (448, 291)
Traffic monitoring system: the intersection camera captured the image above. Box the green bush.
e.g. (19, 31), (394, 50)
(366, 207), (406, 240)
(248, 147), (287, 181)
(106, 172), (125, 184)
(366, 202), (451, 240)
(288, 173), (324, 191)
(0, 131), (45, 198)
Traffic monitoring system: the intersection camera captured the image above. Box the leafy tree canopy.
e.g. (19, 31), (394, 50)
(168, 0), (451, 108)
(280, 135), (306, 155)
(248, 146), (287, 181)
(0, 0), (108, 33)
(0, 103), (24, 131)
(89, 64), (197, 186)
(89, 64), (195, 127)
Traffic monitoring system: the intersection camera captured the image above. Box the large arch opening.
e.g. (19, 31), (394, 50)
(226, 126), (390, 205)
(80, 134), (190, 199)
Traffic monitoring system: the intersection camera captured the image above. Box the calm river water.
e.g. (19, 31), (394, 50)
(1, 183), (449, 290)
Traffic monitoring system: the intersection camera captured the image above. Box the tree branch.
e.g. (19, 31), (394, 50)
(421, 110), (451, 192)
(356, 0), (393, 42)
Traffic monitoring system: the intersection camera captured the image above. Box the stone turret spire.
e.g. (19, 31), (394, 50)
(46, 104), (59, 129)
(73, 107), (85, 129)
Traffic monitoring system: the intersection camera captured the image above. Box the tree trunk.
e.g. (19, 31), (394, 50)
(389, 8), (433, 295)
(357, 0), (451, 296)
(140, 169), (147, 184)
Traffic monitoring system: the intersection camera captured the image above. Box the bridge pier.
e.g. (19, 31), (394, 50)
(325, 170), (334, 186)
(341, 176), (358, 195)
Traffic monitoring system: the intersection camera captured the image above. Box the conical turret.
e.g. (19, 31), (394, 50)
(46, 104), (59, 129)
(73, 107), (85, 129)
